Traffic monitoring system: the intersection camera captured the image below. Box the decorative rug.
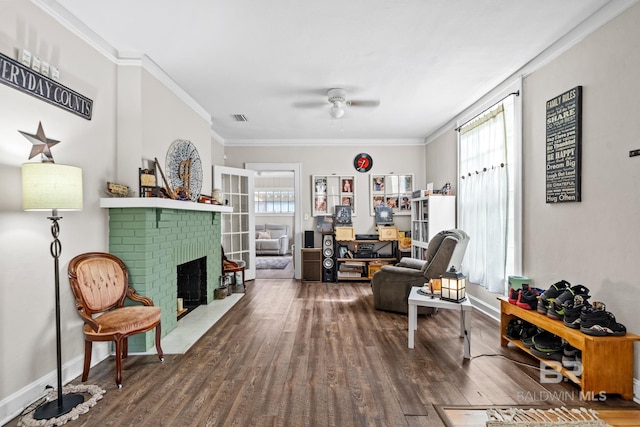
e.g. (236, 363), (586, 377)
(485, 407), (611, 427)
(435, 406), (617, 427)
(256, 256), (291, 269)
(18, 384), (105, 427)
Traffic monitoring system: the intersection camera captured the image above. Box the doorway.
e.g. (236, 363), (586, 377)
(246, 162), (302, 280)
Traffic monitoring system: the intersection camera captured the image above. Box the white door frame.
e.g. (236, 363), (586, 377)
(246, 162), (302, 280)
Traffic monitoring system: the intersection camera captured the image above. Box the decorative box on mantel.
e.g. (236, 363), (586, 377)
(100, 198), (232, 351)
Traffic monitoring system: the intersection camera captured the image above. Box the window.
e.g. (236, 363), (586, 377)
(458, 91), (520, 294)
(254, 189), (295, 214)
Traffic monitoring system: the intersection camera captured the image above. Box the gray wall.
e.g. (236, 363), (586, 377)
(224, 144), (426, 246)
(424, 1), (640, 375)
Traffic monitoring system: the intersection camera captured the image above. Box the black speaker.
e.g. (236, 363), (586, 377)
(304, 230), (314, 248)
(322, 234), (335, 282)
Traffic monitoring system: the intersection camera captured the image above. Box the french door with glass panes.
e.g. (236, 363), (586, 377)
(213, 166), (255, 280)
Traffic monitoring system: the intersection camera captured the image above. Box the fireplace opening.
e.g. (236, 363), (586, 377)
(177, 257), (207, 319)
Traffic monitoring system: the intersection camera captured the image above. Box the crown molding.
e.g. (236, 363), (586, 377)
(31, 0), (212, 125)
(221, 138), (425, 147)
(425, 0), (639, 144)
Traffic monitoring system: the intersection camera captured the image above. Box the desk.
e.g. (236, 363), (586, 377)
(408, 287), (472, 359)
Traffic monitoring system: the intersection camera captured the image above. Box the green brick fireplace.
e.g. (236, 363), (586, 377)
(101, 198), (231, 352)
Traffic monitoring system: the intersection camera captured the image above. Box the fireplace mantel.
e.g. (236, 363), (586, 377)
(100, 197), (233, 213)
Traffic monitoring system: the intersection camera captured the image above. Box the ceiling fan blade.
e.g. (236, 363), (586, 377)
(347, 99), (380, 107)
(292, 101), (328, 108)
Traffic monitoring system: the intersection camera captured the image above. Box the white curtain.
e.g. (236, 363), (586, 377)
(459, 105), (508, 293)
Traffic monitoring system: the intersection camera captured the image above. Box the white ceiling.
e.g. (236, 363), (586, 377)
(48, 0), (631, 144)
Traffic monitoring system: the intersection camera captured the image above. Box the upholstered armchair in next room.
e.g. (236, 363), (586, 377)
(371, 229), (470, 314)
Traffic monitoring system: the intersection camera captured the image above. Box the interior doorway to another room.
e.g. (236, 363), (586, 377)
(246, 163), (302, 280)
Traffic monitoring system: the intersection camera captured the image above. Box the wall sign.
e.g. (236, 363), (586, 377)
(545, 86), (582, 203)
(0, 52), (93, 120)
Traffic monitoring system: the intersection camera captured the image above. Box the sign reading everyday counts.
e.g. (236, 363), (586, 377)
(545, 86), (582, 203)
(0, 52), (93, 120)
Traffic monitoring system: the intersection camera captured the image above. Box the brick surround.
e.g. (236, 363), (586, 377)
(106, 206), (222, 352)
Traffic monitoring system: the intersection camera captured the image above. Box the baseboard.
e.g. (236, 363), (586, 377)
(0, 343), (110, 425)
(467, 294), (500, 322)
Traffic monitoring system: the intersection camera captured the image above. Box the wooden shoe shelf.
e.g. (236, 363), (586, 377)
(499, 297), (640, 400)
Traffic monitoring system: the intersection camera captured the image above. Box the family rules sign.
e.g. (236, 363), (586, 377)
(546, 86), (582, 203)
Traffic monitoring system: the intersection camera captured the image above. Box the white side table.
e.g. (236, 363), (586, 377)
(407, 287), (472, 359)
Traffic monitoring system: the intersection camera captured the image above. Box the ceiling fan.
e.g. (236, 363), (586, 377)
(293, 88), (380, 119)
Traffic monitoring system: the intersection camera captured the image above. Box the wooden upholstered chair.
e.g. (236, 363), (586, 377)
(68, 252), (164, 388)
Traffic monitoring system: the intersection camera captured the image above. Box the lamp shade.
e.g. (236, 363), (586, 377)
(22, 163), (83, 211)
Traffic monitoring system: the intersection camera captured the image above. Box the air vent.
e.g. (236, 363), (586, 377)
(232, 114), (248, 122)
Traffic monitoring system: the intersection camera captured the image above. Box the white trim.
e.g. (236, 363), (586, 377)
(467, 294), (500, 322)
(223, 138), (425, 147)
(0, 344), (109, 426)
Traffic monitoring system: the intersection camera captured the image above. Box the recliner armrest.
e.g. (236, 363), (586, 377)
(379, 265), (425, 277)
(395, 257), (427, 270)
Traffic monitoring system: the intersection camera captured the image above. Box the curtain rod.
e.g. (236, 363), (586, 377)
(455, 91), (520, 132)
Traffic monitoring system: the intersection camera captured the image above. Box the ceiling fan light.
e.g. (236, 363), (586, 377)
(330, 103), (344, 119)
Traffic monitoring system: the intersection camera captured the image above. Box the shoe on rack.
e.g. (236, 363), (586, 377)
(580, 309), (627, 336)
(508, 288), (520, 304)
(537, 280), (570, 314)
(522, 327), (544, 348)
(530, 332), (563, 361)
(506, 319), (537, 340)
(562, 343), (578, 368)
(549, 284), (590, 320)
(516, 288), (539, 310)
(508, 284), (530, 304)
(563, 295), (592, 329)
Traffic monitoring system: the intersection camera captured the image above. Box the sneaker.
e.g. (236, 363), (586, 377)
(516, 288), (538, 310)
(508, 284), (530, 304)
(506, 319), (536, 340)
(537, 280), (570, 314)
(580, 309), (627, 336)
(562, 343), (578, 368)
(508, 288), (520, 304)
(522, 327), (544, 348)
(506, 318), (525, 339)
(549, 284), (590, 320)
(530, 332), (563, 360)
(563, 295), (591, 329)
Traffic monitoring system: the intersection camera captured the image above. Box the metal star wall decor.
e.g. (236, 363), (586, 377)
(19, 121), (60, 162)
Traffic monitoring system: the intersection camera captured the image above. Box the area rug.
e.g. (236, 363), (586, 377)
(256, 256), (291, 269)
(485, 407), (611, 427)
(436, 406), (614, 427)
(18, 384), (105, 426)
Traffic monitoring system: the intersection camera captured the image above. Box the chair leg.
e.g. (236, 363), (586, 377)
(82, 340), (92, 382)
(114, 338), (123, 388)
(155, 323), (164, 362)
(122, 337), (128, 359)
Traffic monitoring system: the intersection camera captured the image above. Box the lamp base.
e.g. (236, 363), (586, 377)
(33, 393), (85, 420)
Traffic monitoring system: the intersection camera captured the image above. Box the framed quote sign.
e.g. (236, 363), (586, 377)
(545, 86), (582, 203)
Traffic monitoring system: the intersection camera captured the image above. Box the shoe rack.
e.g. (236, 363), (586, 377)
(499, 297), (640, 400)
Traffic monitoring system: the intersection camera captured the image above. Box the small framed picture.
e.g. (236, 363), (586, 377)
(372, 176), (385, 192)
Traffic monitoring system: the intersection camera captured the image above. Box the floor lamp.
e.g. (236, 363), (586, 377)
(21, 162), (85, 419)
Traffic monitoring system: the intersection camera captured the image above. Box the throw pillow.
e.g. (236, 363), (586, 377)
(257, 231), (271, 239)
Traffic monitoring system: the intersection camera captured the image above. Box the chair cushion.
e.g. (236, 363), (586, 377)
(257, 231), (271, 239)
(84, 306), (161, 337)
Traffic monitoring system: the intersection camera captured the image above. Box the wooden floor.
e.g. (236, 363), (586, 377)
(7, 279), (639, 426)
